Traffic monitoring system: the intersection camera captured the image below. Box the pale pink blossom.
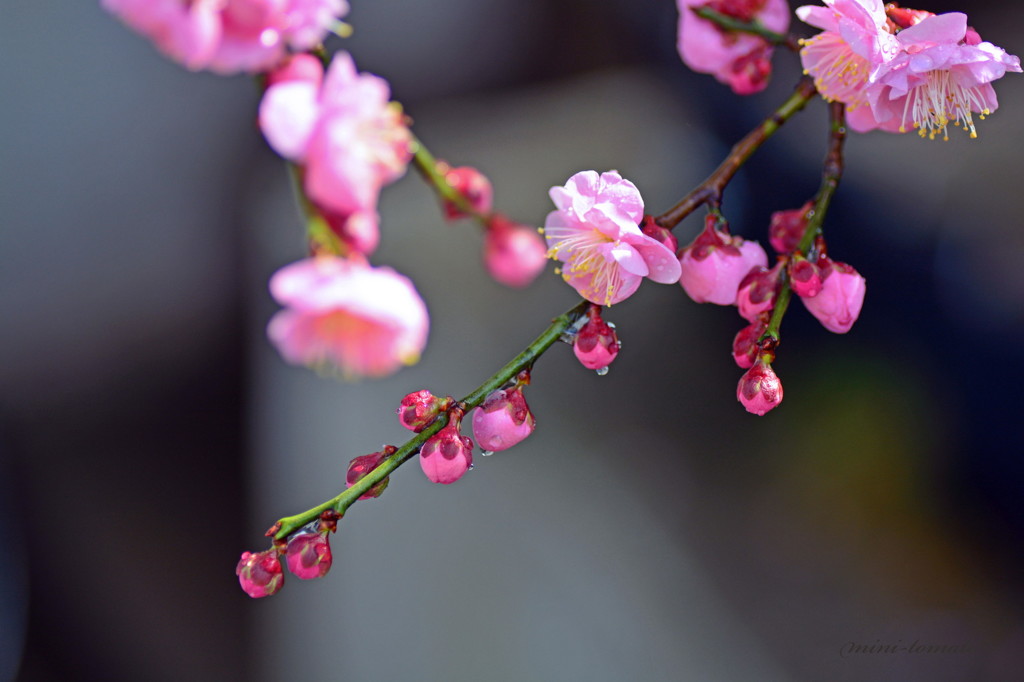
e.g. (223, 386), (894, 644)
(471, 387), (535, 452)
(259, 52), (412, 247)
(677, 0), (791, 94)
(796, 0), (899, 130)
(798, 258), (865, 333)
(103, 0), (348, 74)
(866, 12), (1021, 139)
(285, 532), (332, 580)
(544, 171), (680, 306)
(419, 418), (474, 485)
(737, 359), (783, 415)
(484, 216), (548, 288)
(236, 549), (284, 598)
(267, 257), (428, 378)
(678, 218), (768, 306)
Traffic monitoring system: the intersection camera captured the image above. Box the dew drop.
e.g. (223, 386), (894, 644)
(481, 450), (495, 457)
(468, 463), (475, 471)
(595, 366), (610, 376)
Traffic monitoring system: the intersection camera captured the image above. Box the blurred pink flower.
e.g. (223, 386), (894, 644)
(799, 258), (866, 333)
(259, 52), (412, 246)
(866, 12), (1021, 139)
(678, 218), (768, 306)
(103, 0), (348, 74)
(544, 171), (680, 306)
(267, 257), (428, 378)
(677, 0), (791, 94)
(441, 164), (494, 220)
(483, 216), (548, 288)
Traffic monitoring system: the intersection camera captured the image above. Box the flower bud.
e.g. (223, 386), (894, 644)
(800, 259), (866, 334)
(472, 386), (536, 452)
(285, 532), (333, 580)
(264, 53), (324, 88)
(346, 450), (391, 499)
(769, 202), (812, 254)
(573, 307), (620, 371)
(441, 164), (493, 219)
(640, 215), (679, 254)
(483, 215), (547, 287)
(678, 216), (768, 305)
(236, 549), (284, 598)
(737, 358), (783, 416)
(732, 320), (766, 369)
(788, 256), (822, 298)
(736, 265), (779, 322)
(419, 411), (474, 484)
(397, 390), (449, 432)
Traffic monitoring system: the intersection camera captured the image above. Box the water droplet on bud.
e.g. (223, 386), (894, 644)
(481, 450), (495, 457)
(595, 366), (609, 376)
(468, 463), (475, 471)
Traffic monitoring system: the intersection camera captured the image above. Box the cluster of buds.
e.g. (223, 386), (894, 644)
(678, 207), (865, 415)
(237, 510), (341, 598)
(435, 162), (548, 288)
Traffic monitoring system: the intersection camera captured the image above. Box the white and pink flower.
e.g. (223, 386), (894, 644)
(103, 0), (348, 74)
(544, 171), (680, 306)
(267, 256), (428, 378)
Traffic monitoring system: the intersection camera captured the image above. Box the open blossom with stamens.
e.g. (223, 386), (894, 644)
(259, 52), (412, 242)
(103, 0), (348, 74)
(866, 12), (1021, 139)
(677, 0), (791, 94)
(544, 171), (681, 306)
(267, 256), (428, 378)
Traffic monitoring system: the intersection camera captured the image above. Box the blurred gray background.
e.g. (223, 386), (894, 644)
(3, 1), (1024, 680)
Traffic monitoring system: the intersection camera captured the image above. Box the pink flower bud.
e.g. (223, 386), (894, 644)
(573, 308), (620, 371)
(769, 202), (812, 255)
(640, 215), (679, 254)
(737, 359), (783, 416)
(789, 256), (822, 298)
(397, 390), (449, 432)
(736, 265), (779, 322)
(285, 532), (333, 580)
(483, 215), (547, 288)
(322, 207), (380, 256)
(471, 386), (536, 452)
(346, 450), (391, 499)
(441, 164), (493, 219)
(732, 320), (766, 369)
(800, 259), (866, 334)
(678, 218), (768, 305)
(236, 549), (284, 598)
(419, 412), (474, 484)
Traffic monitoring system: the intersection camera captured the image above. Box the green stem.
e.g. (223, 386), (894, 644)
(655, 77), (817, 230)
(272, 299), (590, 540)
(762, 102), (846, 345)
(692, 7), (801, 51)
(410, 135), (489, 223)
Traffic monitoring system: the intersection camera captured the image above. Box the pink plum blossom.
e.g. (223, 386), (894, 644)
(259, 52), (412, 249)
(236, 548), (284, 598)
(267, 256), (429, 378)
(441, 165), (494, 220)
(419, 414), (474, 485)
(732, 319), (766, 369)
(735, 264), (780, 322)
(471, 386), (536, 452)
(737, 358), (783, 415)
(285, 532), (332, 580)
(788, 256), (823, 298)
(677, 0), (791, 94)
(799, 258), (866, 333)
(573, 306), (620, 371)
(103, 0), (348, 75)
(397, 390), (450, 432)
(483, 216), (548, 288)
(678, 217), (768, 306)
(866, 12), (1021, 139)
(544, 171), (681, 306)
(796, 0), (899, 126)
